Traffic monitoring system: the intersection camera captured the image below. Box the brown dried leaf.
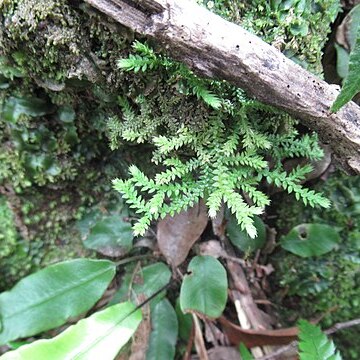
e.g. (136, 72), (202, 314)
(218, 316), (298, 348)
(157, 200), (208, 266)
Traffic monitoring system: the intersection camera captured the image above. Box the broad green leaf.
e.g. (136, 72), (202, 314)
(239, 343), (254, 360)
(110, 262), (171, 308)
(83, 215), (133, 257)
(175, 299), (193, 341)
(227, 215), (266, 253)
(280, 223), (340, 257)
(1, 96), (53, 123)
(0, 259), (116, 345)
(180, 256), (227, 318)
(332, 18), (360, 112)
(0, 302), (142, 360)
(298, 320), (342, 360)
(146, 299), (178, 360)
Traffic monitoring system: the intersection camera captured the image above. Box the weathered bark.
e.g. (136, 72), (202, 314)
(84, 0), (360, 174)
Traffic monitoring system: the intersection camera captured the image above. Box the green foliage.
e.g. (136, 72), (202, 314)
(146, 299), (178, 360)
(109, 262), (172, 309)
(114, 42), (329, 238)
(298, 320), (342, 360)
(1, 96), (53, 123)
(175, 299), (193, 342)
(118, 41), (221, 109)
(274, 172), (360, 358)
(0, 197), (19, 259)
(0, 259), (116, 345)
(0, 198), (35, 291)
(0, 0), (352, 357)
(1, 302), (142, 360)
(200, 0), (340, 74)
(227, 215), (266, 253)
(238, 321), (343, 360)
(239, 343), (254, 360)
(280, 223), (340, 257)
(180, 256), (228, 319)
(331, 20), (360, 111)
(83, 215), (133, 257)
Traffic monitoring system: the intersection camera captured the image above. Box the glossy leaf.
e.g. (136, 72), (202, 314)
(0, 302), (142, 360)
(175, 299), (193, 341)
(332, 18), (360, 112)
(0, 259), (116, 345)
(280, 223), (340, 257)
(146, 299), (178, 360)
(110, 262), (171, 308)
(298, 320), (342, 360)
(180, 256), (227, 318)
(227, 215), (266, 253)
(83, 215), (133, 257)
(1, 96), (53, 123)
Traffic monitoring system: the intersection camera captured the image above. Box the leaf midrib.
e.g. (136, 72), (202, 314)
(2, 265), (114, 321)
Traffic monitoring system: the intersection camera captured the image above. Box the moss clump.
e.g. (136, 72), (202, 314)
(0, 196), (32, 291)
(273, 172), (360, 359)
(0, 0), (84, 82)
(199, 0), (340, 75)
(0, 196), (19, 258)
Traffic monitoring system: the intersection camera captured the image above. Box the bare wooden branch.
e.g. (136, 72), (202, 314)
(325, 317), (360, 335)
(84, 0), (360, 173)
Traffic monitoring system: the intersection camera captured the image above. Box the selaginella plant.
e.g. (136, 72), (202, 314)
(111, 41), (330, 238)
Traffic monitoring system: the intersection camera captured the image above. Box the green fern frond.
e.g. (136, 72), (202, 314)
(112, 40), (331, 238)
(191, 84), (222, 109)
(265, 169), (330, 208)
(117, 54), (158, 73)
(206, 189), (224, 218)
(298, 320), (342, 360)
(271, 133), (324, 161)
(153, 126), (195, 155)
(238, 116), (272, 150)
(224, 189), (263, 238)
(241, 183), (271, 208)
(112, 178), (149, 214)
(155, 158), (200, 185)
(132, 40), (156, 57)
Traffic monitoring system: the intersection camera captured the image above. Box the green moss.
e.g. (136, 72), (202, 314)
(0, 2), (350, 351)
(0, 196), (32, 291)
(273, 172), (360, 359)
(0, 0), (83, 82)
(199, 0), (340, 75)
(0, 196), (18, 258)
